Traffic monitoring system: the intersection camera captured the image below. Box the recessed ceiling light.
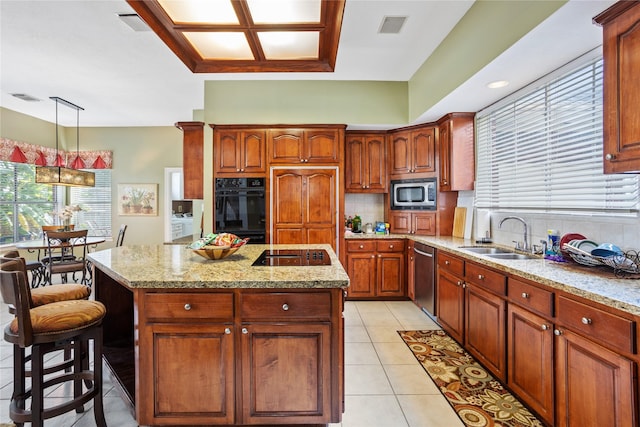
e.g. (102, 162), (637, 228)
(487, 80), (509, 89)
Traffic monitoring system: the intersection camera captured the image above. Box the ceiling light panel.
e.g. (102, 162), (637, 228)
(247, 0), (321, 24)
(258, 31), (319, 59)
(184, 32), (254, 59)
(157, 0), (239, 24)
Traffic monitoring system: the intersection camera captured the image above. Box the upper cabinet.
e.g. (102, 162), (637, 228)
(213, 127), (266, 176)
(175, 121), (204, 199)
(345, 132), (387, 193)
(595, 2), (640, 173)
(268, 127), (344, 165)
(389, 126), (436, 178)
(437, 113), (475, 191)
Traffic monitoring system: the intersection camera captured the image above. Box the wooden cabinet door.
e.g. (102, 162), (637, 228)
(346, 252), (376, 298)
(377, 252), (405, 297)
(406, 241), (415, 301)
(272, 169), (336, 251)
(214, 129), (265, 175)
(240, 130), (265, 173)
(388, 211), (411, 234)
(241, 323), (332, 425)
(269, 129), (304, 164)
(436, 269), (465, 343)
(596, 2), (640, 173)
(389, 131), (411, 177)
(412, 212), (436, 235)
(438, 120), (452, 191)
(438, 113), (475, 191)
(215, 129), (242, 174)
(410, 127), (436, 174)
(555, 328), (636, 427)
(507, 304), (554, 425)
(305, 129), (340, 163)
(149, 324), (235, 425)
(345, 133), (387, 192)
(465, 283), (506, 381)
(176, 121), (204, 199)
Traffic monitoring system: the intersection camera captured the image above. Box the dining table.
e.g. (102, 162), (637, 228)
(15, 236), (107, 287)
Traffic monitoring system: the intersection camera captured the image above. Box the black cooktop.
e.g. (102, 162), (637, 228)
(252, 249), (331, 266)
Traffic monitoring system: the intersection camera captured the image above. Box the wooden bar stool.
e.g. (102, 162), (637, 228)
(0, 260), (107, 427)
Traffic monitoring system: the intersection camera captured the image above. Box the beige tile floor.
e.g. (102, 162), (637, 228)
(0, 299), (465, 427)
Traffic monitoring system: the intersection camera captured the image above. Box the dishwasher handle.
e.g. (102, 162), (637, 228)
(414, 248), (433, 257)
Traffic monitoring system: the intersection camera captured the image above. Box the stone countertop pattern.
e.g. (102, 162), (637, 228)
(346, 233), (640, 317)
(88, 244), (349, 290)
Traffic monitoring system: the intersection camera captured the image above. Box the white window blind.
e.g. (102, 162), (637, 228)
(476, 56), (640, 214)
(70, 170), (112, 237)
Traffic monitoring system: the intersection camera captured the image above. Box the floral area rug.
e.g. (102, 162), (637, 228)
(399, 330), (544, 427)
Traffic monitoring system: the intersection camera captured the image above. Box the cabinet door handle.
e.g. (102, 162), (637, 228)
(359, 244), (364, 249)
(389, 245), (394, 249)
(478, 274), (485, 280)
(236, 168), (241, 172)
(184, 303), (192, 311)
(521, 292), (529, 299)
(541, 324), (549, 331)
(554, 329), (562, 336)
(605, 153), (615, 160)
(371, 255), (375, 258)
(456, 280), (463, 287)
(242, 328), (248, 334)
(581, 317), (592, 325)
(224, 328), (231, 335)
(445, 260), (451, 265)
(282, 303), (289, 311)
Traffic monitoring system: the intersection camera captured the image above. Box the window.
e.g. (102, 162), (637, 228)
(70, 170), (112, 237)
(0, 161), (57, 244)
(475, 53), (640, 215)
(0, 162), (112, 243)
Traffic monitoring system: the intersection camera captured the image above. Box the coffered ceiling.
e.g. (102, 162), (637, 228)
(0, 0), (617, 128)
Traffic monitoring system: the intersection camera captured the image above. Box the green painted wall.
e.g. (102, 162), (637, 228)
(408, 0), (567, 121)
(204, 80), (407, 126)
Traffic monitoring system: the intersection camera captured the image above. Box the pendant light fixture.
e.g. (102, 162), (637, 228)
(35, 97), (95, 187)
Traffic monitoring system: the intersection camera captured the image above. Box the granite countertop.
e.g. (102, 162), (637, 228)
(88, 244), (349, 290)
(346, 233), (640, 317)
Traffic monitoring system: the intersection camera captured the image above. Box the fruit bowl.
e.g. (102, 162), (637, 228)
(192, 238), (249, 260)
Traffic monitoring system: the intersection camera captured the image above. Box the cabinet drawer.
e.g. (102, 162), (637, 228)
(145, 292), (234, 322)
(376, 240), (404, 253)
(557, 295), (635, 354)
(508, 277), (554, 317)
(241, 292), (331, 320)
(465, 263), (506, 296)
(437, 252), (464, 276)
(346, 240), (376, 252)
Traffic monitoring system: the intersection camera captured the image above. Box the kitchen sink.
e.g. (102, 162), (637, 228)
(487, 253), (539, 260)
(458, 246), (513, 254)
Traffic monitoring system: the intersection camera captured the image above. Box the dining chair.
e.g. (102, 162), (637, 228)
(43, 230), (89, 286)
(1, 250), (45, 288)
(40, 225), (77, 264)
(115, 224), (127, 247)
(0, 260), (107, 427)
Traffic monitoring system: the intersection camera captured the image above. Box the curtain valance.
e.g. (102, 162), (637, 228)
(0, 137), (112, 169)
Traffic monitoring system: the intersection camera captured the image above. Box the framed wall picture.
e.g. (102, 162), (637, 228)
(118, 183), (158, 216)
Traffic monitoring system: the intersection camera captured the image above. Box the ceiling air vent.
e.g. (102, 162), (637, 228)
(11, 93), (41, 102)
(118, 13), (150, 32)
(379, 16), (407, 34)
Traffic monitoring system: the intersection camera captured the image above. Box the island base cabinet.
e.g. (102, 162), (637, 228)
(555, 328), (636, 427)
(150, 324), (235, 425)
(241, 323), (332, 425)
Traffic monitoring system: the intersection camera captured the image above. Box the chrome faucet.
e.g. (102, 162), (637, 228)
(498, 216), (529, 252)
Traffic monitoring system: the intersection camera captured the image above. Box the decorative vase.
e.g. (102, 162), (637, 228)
(63, 218), (71, 231)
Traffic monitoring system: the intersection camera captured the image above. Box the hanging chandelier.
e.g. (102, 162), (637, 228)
(35, 97), (95, 187)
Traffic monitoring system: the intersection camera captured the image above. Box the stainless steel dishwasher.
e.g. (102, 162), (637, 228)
(414, 242), (436, 318)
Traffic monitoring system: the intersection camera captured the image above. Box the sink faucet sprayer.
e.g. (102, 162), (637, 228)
(498, 216), (529, 252)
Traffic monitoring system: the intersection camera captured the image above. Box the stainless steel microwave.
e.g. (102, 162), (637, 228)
(390, 178), (437, 210)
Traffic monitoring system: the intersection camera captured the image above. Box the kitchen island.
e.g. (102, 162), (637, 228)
(88, 244), (349, 427)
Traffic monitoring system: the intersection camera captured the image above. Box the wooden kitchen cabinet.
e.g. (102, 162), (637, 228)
(213, 127), (266, 175)
(436, 252), (465, 343)
(268, 127), (343, 164)
(175, 121), (204, 199)
(388, 211), (436, 235)
(389, 125), (436, 178)
(345, 239), (405, 299)
(406, 240), (415, 301)
(437, 113), (475, 191)
(136, 289), (343, 426)
(345, 131), (387, 192)
(272, 168), (336, 251)
(594, 2), (640, 173)
(507, 277), (555, 425)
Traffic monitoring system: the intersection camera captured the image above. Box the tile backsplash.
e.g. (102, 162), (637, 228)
(344, 193), (385, 225)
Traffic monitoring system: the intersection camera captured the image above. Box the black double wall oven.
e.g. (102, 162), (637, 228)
(215, 177), (266, 243)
